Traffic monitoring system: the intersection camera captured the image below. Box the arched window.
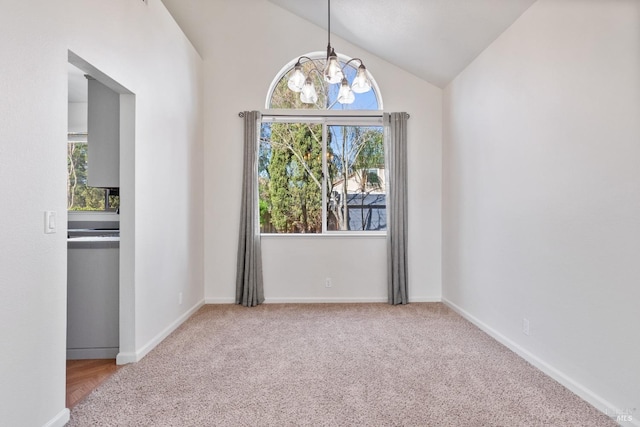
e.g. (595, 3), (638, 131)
(259, 52), (386, 234)
(266, 52), (383, 110)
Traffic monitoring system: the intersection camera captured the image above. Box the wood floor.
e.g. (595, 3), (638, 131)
(66, 359), (120, 408)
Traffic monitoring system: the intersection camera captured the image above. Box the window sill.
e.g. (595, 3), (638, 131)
(261, 232), (386, 239)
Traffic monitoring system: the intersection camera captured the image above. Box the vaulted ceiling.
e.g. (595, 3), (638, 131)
(161, 0), (536, 88)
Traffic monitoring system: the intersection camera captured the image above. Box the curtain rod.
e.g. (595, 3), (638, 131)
(238, 112), (409, 119)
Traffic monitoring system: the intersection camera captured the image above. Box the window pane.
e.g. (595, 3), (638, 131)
(67, 141), (119, 211)
(269, 58), (379, 111)
(259, 122), (324, 233)
(326, 125), (386, 231)
(67, 142), (106, 211)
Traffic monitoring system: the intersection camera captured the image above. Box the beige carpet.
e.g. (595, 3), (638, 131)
(69, 303), (615, 426)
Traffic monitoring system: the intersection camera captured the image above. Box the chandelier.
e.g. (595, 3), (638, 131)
(287, 0), (373, 106)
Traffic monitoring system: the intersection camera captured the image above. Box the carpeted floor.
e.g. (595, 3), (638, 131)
(69, 303), (616, 426)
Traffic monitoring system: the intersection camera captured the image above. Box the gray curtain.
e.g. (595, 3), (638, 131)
(236, 111), (265, 307)
(384, 112), (409, 305)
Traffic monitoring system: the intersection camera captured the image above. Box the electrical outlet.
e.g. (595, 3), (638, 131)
(522, 318), (530, 336)
(325, 278), (332, 288)
(179, 292), (183, 305)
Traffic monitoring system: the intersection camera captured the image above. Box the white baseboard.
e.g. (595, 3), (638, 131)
(116, 351), (137, 365)
(409, 296), (442, 302)
(205, 297), (235, 304)
(265, 297), (388, 303)
(442, 298), (638, 427)
(42, 409), (69, 427)
(204, 296), (442, 304)
(265, 296), (441, 304)
(116, 299), (204, 365)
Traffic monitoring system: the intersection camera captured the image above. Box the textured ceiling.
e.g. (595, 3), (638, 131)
(161, 0), (537, 88)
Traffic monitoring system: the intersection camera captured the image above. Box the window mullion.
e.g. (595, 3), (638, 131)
(321, 120), (328, 233)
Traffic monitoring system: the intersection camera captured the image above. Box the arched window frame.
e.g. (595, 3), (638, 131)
(265, 51), (384, 111)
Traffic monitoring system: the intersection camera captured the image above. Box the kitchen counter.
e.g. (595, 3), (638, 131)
(67, 236), (119, 249)
(67, 227), (119, 248)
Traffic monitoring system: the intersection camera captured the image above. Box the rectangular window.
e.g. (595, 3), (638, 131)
(259, 116), (385, 234)
(67, 133), (119, 211)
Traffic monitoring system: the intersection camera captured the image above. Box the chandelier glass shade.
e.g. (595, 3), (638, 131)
(286, 0), (373, 107)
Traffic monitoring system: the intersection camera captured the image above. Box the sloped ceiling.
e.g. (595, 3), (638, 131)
(161, 0), (536, 88)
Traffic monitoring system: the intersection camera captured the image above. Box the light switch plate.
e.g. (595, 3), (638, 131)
(44, 211), (56, 234)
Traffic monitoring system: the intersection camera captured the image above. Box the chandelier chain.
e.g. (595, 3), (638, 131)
(285, 0), (373, 106)
(327, 0), (331, 47)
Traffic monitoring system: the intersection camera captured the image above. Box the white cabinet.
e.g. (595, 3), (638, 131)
(87, 78), (119, 188)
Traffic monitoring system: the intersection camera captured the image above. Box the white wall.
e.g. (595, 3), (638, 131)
(0, 1), (203, 425)
(68, 102), (88, 133)
(443, 0), (640, 419)
(198, 0), (442, 303)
